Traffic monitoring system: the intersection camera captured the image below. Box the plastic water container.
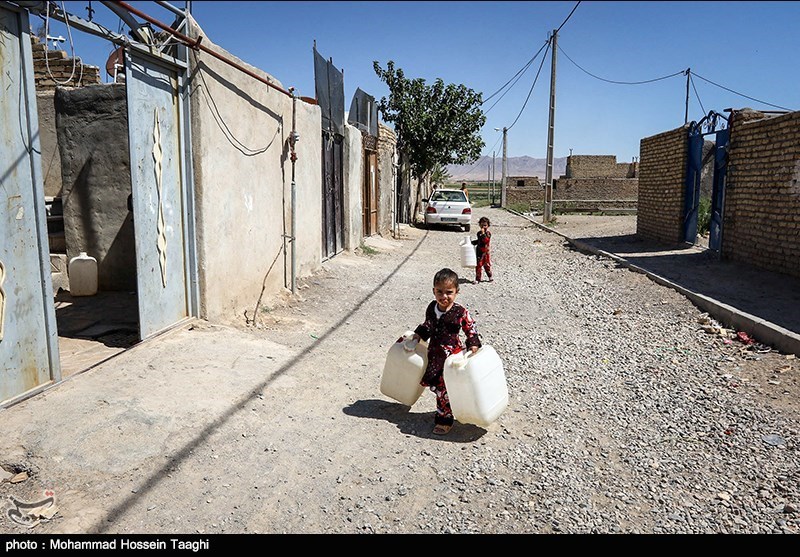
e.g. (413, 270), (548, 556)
(444, 345), (508, 427)
(68, 251), (98, 296)
(380, 331), (428, 406)
(460, 236), (476, 268)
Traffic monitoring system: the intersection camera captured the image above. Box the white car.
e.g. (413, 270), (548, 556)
(424, 189), (472, 232)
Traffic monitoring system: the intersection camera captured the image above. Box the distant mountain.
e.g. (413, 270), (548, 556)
(447, 156), (567, 182)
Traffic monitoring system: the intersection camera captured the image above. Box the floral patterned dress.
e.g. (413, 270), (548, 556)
(414, 301), (481, 425)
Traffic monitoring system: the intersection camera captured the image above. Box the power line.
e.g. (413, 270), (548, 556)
(689, 74), (706, 117)
(556, 1), (581, 33)
(508, 40), (550, 131)
(483, 41), (548, 116)
(559, 45), (684, 85)
(691, 71), (793, 112)
(482, 40), (549, 106)
(457, 132), (505, 178)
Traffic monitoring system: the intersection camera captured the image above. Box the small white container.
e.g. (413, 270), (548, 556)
(68, 251), (98, 296)
(380, 331), (428, 406)
(460, 236), (476, 268)
(444, 345), (508, 427)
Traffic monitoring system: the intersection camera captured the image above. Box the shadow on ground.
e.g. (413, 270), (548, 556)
(343, 399), (487, 443)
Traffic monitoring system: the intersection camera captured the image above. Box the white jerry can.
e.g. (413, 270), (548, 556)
(68, 251), (98, 296)
(460, 236), (476, 268)
(380, 331), (428, 406)
(444, 345), (508, 427)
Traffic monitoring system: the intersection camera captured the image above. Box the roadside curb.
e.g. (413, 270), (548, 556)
(507, 209), (800, 357)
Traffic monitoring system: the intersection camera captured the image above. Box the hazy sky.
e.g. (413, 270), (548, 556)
(41, 1), (800, 162)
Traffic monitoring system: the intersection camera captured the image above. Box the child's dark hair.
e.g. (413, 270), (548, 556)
(433, 268), (459, 289)
(479, 217), (490, 226)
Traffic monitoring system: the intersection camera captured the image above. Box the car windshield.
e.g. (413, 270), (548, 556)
(431, 191), (467, 203)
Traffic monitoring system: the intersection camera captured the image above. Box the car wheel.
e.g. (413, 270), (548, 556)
(463, 224), (471, 232)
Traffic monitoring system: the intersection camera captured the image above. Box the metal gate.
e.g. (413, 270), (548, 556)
(0, 4), (61, 404)
(684, 111), (729, 249)
(322, 131), (345, 259)
(708, 128), (729, 251)
(125, 51), (193, 339)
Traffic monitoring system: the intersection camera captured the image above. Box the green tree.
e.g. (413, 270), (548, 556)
(430, 163), (451, 187)
(373, 60), (486, 185)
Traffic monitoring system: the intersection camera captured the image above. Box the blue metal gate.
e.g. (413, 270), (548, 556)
(0, 5), (61, 404)
(708, 128), (729, 251)
(125, 51), (196, 339)
(683, 111), (729, 250)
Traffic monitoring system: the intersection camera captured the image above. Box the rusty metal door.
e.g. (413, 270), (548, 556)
(362, 149), (378, 236)
(322, 131), (344, 259)
(0, 5), (61, 404)
(125, 51), (192, 339)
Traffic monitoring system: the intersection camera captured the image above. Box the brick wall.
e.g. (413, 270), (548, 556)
(31, 36), (101, 91)
(566, 155), (637, 178)
(508, 176), (541, 188)
(637, 126), (689, 244)
(723, 110), (800, 279)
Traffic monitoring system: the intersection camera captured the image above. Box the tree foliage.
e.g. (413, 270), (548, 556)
(373, 61), (486, 182)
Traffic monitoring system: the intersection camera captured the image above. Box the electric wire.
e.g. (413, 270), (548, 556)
(482, 40), (548, 106)
(507, 40), (550, 131)
(191, 50), (281, 156)
(559, 44), (684, 85)
(691, 71), (792, 112)
(43, 1), (84, 86)
(456, 132), (504, 179)
(556, 1), (581, 33)
(689, 74), (706, 118)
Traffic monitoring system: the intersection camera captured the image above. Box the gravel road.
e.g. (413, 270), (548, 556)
(1, 207), (798, 535)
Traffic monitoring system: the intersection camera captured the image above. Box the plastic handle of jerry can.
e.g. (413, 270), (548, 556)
(403, 337), (419, 352)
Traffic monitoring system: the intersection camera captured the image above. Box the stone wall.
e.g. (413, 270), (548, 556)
(723, 110), (800, 279)
(636, 126), (689, 244)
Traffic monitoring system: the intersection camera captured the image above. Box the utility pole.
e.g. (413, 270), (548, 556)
(500, 127), (508, 208)
(491, 150), (496, 206)
(544, 29), (557, 223)
(684, 67), (691, 124)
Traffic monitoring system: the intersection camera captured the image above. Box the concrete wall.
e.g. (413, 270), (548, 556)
(343, 123), (363, 251)
(54, 84), (136, 292)
(637, 126), (689, 244)
(36, 92), (62, 198)
(30, 35), (103, 199)
(187, 21), (322, 323)
(377, 123), (397, 236)
(723, 110), (800, 279)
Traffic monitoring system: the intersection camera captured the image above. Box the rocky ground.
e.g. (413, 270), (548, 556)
(1, 208), (798, 535)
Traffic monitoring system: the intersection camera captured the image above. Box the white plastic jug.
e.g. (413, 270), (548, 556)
(68, 251), (98, 296)
(380, 331), (428, 406)
(444, 345), (508, 427)
(460, 236), (476, 268)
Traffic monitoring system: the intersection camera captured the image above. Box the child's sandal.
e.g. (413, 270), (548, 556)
(432, 424), (452, 435)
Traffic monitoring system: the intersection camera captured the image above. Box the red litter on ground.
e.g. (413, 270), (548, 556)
(736, 331), (755, 345)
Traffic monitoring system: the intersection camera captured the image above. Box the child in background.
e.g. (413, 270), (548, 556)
(472, 216), (493, 283)
(410, 268), (481, 435)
